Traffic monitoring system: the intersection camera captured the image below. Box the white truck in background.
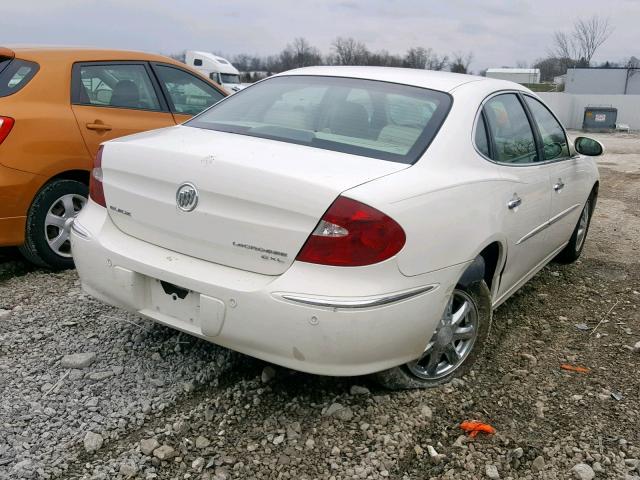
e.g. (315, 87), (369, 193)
(185, 50), (245, 93)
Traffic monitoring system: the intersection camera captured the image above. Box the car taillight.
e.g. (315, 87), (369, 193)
(296, 196), (406, 267)
(0, 116), (14, 145)
(89, 145), (106, 207)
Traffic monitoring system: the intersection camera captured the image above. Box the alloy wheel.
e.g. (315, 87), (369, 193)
(44, 194), (86, 257)
(406, 289), (479, 380)
(575, 202), (590, 252)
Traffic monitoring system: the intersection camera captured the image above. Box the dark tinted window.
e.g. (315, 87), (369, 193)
(188, 75), (452, 164)
(0, 59), (39, 97)
(524, 96), (570, 161)
(220, 73), (241, 84)
(0, 58), (11, 74)
(193, 59), (203, 66)
(154, 65), (224, 115)
(475, 115), (490, 157)
(74, 64), (161, 111)
(484, 94), (537, 164)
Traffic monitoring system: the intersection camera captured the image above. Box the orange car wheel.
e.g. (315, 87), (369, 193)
(19, 179), (88, 269)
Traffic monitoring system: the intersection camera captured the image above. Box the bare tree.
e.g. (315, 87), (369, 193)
(290, 37), (322, 67)
(550, 16), (613, 67)
(278, 37), (322, 70)
(449, 51), (473, 74)
(367, 50), (404, 67)
(626, 56), (640, 69)
(426, 53), (448, 71)
(404, 47), (430, 69)
(331, 37), (369, 65)
(533, 56), (570, 82)
(573, 16), (613, 64)
(403, 47), (449, 71)
(549, 31), (578, 61)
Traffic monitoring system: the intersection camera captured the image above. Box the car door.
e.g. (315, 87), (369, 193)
(479, 93), (554, 299)
(71, 62), (175, 158)
(522, 95), (590, 251)
(150, 63), (226, 124)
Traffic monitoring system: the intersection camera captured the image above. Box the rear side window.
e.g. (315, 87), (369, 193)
(0, 59), (39, 97)
(483, 94), (538, 164)
(73, 63), (161, 111)
(187, 75), (452, 164)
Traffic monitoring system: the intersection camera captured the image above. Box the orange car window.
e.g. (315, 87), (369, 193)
(154, 65), (224, 116)
(0, 59), (39, 97)
(77, 64), (161, 111)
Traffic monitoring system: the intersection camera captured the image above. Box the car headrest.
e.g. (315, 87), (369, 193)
(110, 80), (140, 108)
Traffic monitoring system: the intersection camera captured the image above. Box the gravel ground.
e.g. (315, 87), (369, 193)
(1, 131), (639, 480)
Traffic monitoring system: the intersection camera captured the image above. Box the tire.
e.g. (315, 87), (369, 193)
(553, 193), (595, 264)
(374, 280), (492, 390)
(19, 179), (88, 269)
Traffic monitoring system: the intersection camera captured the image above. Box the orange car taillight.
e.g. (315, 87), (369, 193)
(296, 196), (406, 267)
(89, 145), (106, 207)
(0, 116), (14, 145)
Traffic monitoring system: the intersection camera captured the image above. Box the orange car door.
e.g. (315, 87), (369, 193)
(149, 63), (226, 124)
(70, 62), (175, 158)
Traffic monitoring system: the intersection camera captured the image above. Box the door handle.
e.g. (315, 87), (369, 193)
(507, 195), (522, 210)
(86, 122), (112, 131)
(553, 179), (565, 191)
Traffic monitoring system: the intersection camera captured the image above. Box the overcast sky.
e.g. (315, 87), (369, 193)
(1, 0), (637, 71)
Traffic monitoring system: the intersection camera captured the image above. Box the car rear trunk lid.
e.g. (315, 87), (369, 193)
(102, 125), (407, 275)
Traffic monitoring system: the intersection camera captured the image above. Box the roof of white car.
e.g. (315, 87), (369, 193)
(276, 66), (519, 93)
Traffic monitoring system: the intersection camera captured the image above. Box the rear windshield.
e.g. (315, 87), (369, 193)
(0, 59), (39, 97)
(187, 75), (451, 164)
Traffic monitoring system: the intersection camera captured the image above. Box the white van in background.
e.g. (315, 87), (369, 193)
(185, 50), (245, 92)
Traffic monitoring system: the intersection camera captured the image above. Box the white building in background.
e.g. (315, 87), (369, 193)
(564, 68), (640, 94)
(553, 74), (566, 85)
(485, 68), (541, 84)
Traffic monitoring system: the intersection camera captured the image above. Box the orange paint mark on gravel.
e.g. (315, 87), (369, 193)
(459, 420), (497, 438)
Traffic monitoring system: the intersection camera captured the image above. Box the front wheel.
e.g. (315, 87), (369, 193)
(19, 179), (88, 269)
(374, 280), (492, 389)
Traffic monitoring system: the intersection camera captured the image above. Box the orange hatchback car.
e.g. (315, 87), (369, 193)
(0, 46), (227, 268)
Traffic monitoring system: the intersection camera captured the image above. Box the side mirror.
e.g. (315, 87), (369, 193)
(575, 137), (604, 157)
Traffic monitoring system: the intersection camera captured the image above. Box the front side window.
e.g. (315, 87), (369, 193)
(187, 75), (452, 164)
(524, 96), (570, 161)
(74, 64), (161, 111)
(154, 65), (224, 115)
(0, 59), (39, 97)
(483, 94), (537, 164)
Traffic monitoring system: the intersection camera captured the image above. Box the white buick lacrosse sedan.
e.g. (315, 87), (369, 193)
(71, 66), (602, 388)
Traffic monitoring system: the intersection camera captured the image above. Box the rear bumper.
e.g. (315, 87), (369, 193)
(0, 163), (43, 246)
(71, 201), (469, 376)
(0, 216), (26, 246)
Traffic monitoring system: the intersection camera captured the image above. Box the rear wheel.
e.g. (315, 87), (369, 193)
(19, 179), (88, 269)
(374, 281), (492, 389)
(554, 193), (595, 264)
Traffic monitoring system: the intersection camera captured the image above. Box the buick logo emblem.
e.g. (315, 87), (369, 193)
(176, 183), (198, 212)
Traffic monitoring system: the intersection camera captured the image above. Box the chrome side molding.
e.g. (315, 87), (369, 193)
(516, 203), (581, 245)
(276, 284), (437, 309)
